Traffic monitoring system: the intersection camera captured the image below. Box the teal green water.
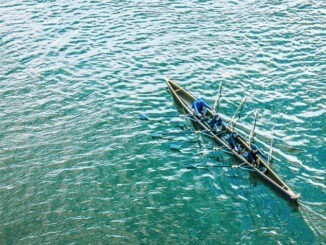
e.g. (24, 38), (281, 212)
(1, 0), (325, 244)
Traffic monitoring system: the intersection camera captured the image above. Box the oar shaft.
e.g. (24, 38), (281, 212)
(249, 110), (258, 144)
(213, 82), (223, 111)
(268, 126), (274, 163)
(186, 164), (232, 169)
(153, 130), (194, 137)
(229, 96), (246, 128)
(139, 113), (180, 120)
(148, 114), (177, 118)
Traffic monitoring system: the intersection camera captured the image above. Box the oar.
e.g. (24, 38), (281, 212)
(138, 114), (176, 121)
(229, 96), (247, 129)
(139, 114), (188, 121)
(170, 143), (201, 151)
(150, 130), (195, 138)
(151, 132), (173, 140)
(248, 110), (258, 144)
(213, 82), (223, 111)
(152, 128), (206, 143)
(151, 132), (200, 143)
(169, 135), (210, 151)
(186, 163), (236, 169)
(268, 126), (274, 164)
(186, 162), (248, 170)
(170, 143), (230, 154)
(276, 143), (304, 154)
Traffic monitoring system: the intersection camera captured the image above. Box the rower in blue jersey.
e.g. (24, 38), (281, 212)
(247, 144), (260, 167)
(209, 113), (226, 132)
(191, 97), (213, 119)
(229, 131), (240, 152)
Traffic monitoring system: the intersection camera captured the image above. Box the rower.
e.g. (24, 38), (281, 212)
(247, 144), (260, 167)
(191, 97), (213, 119)
(209, 113), (226, 133)
(229, 131), (240, 152)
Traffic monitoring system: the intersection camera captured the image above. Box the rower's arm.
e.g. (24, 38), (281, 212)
(193, 102), (201, 115)
(203, 101), (213, 111)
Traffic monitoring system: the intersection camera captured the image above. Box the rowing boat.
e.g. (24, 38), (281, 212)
(166, 78), (300, 202)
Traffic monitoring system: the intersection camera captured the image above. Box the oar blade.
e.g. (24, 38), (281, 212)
(170, 143), (182, 151)
(150, 132), (163, 139)
(139, 114), (149, 120)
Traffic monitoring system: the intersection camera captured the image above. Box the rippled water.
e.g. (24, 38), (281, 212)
(0, 0), (325, 244)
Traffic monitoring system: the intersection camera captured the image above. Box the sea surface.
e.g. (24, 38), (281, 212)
(0, 0), (325, 244)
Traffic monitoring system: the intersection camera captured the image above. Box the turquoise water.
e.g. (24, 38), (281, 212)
(1, 0), (325, 244)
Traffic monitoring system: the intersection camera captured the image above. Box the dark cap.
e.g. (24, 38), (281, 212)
(251, 144), (257, 150)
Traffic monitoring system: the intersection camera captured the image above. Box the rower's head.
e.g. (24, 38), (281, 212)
(233, 131), (238, 138)
(251, 144), (258, 153)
